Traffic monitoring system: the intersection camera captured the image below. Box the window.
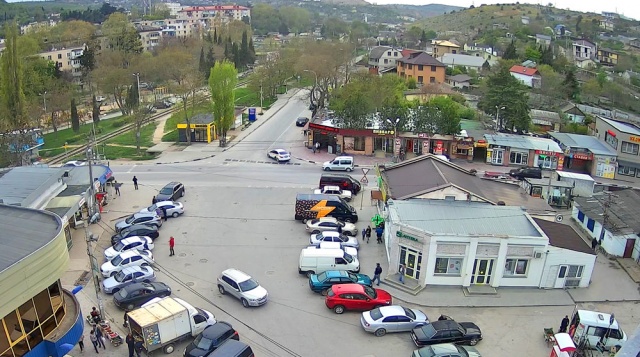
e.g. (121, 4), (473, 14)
(57, 54), (62, 59)
(567, 265), (583, 278)
(418, 65), (424, 71)
(509, 151), (529, 165)
(504, 259), (528, 276)
(621, 141), (639, 155)
(618, 165), (637, 176)
(353, 136), (365, 151)
(434, 257), (462, 275)
(387, 51), (391, 56)
(384, 59), (388, 64)
(408, 64), (413, 70)
(430, 77), (436, 83)
(417, 76), (424, 84)
(605, 132), (618, 149)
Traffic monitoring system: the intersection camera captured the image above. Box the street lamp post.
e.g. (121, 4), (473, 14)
(495, 105), (506, 131)
(386, 117), (400, 162)
(40, 91), (47, 113)
(303, 69), (319, 107)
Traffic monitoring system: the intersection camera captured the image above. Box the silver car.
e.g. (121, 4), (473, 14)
(361, 305), (429, 337)
(306, 217), (358, 236)
(310, 231), (359, 250)
(217, 268), (268, 308)
(115, 212), (162, 232)
(102, 266), (156, 294)
(139, 201), (185, 218)
(412, 344), (482, 357)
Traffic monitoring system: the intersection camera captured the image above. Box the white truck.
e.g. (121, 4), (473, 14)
(127, 297), (216, 354)
(313, 185), (352, 201)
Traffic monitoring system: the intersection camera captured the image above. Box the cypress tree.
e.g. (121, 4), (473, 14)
(71, 98), (80, 133)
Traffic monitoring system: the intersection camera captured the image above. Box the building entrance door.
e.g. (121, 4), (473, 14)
(491, 149), (504, 165)
(399, 246), (422, 279)
(471, 259), (494, 284)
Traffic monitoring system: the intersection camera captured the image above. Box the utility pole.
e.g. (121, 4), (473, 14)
(597, 191), (617, 245)
(84, 144), (103, 318)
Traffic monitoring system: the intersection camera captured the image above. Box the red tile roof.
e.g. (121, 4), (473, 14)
(181, 5), (249, 12)
(397, 52), (444, 67)
(401, 49), (420, 58)
(509, 65), (540, 76)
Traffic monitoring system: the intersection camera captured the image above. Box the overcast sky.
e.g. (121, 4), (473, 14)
(366, 0), (639, 20)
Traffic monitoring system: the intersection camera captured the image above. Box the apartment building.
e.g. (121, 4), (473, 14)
(594, 116), (640, 183)
(39, 46), (84, 83)
(177, 5), (251, 26)
(396, 52), (446, 85)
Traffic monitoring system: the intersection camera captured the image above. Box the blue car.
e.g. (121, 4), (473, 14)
(308, 270), (372, 294)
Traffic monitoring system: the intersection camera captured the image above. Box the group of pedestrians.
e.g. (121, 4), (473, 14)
(78, 324), (107, 353)
(360, 223), (384, 244)
(360, 220), (407, 286)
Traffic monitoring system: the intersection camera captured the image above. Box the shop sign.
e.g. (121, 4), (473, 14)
(396, 231), (420, 242)
(193, 124), (208, 128)
(309, 123), (339, 133)
(573, 153), (593, 160)
(372, 129), (394, 135)
(535, 150), (557, 156)
(422, 140), (430, 153)
(78, 196), (86, 207)
(630, 136), (640, 143)
(474, 139), (488, 148)
(434, 141), (443, 155)
(418, 133), (429, 138)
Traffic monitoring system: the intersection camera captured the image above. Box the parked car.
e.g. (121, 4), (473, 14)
(313, 185), (353, 201)
(63, 160), (87, 167)
(184, 322), (239, 357)
(296, 117), (309, 126)
(101, 250), (153, 278)
(113, 282), (171, 310)
(102, 266), (156, 294)
(308, 270), (371, 294)
(153, 101), (170, 109)
(412, 343), (482, 357)
(308, 242), (358, 259)
(115, 212), (162, 232)
(217, 268), (268, 308)
(310, 231), (359, 250)
(325, 283), (392, 314)
(509, 167), (542, 180)
(156, 182), (185, 201)
(143, 105), (157, 114)
(267, 149), (291, 162)
(319, 173), (361, 194)
(322, 156), (354, 172)
(361, 305), (429, 336)
(139, 201), (184, 218)
(104, 236), (154, 261)
(411, 319), (483, 347)
(112, 225), (159, 246)
(305, 217), (358, 236)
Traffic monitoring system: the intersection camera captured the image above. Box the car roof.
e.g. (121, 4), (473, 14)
(323, 270), (348, 278)
(122, 282), (155, 292)
(202, 321), (234, 338)
(222, 268), (251, 282)
(321, 231), (343, 237)
(125, 224), (158, 232)
(312, 217), (338, 223)
(156, 201), (176, 206)
(323, 185), (341, 190)
(117, 250), (144, 259)
(162, 182), (182, 188)
(428, 343), (460, 354)
(132, 211), (157, 217)
(274, 149), (288, 153)
(121, 236), (147, 244)
(120, 266), (144, 275)
(431, 320), (462, 331)
(377, 305), (408, 317)
(209, 340), (250, 355)
(331, 283), (364, 294)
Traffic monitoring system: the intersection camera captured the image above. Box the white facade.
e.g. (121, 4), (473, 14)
(571, 206), (640, 260)
(510, 71), (540, 88)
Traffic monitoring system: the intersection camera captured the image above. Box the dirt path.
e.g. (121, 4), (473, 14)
(152, 111), (174, 144)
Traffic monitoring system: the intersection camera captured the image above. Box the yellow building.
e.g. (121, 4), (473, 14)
(177, 113), (217, 143)
(432, 40), (460, 56)
(597, 48), (619, 66)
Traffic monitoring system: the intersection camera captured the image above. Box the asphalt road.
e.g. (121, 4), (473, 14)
(100, 91), (636, 357)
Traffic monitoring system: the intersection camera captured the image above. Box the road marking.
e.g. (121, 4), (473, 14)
(126, 164), (137, 173)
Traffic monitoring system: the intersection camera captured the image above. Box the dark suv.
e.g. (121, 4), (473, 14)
(111, 224), (159, 246)
(156, 182), (185, 201)
(509, 167), (542, 180)
(319, 174), (361, 194)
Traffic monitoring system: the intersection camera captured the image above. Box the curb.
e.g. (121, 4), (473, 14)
(293, 156), (376, 169)
(155, 154), (217, 165)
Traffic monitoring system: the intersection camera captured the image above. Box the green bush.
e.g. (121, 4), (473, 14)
(111, 119), (127, 128)
(406, 77), (417, 89)
(459, 108), (476, 120)
(162, 130), (179, 142)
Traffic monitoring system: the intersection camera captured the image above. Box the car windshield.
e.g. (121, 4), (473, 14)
(147, 204), (157, 212)
(310, 219), (319, 224)
(403, 307), (416, 320)
(316, 272), (327, 281)
(117, 289), (128, 298)
(347, 272), (357, 282)
(421, 324), (437, 338)
(160, 187), (173, 195)
(238, 279), (259, 291)
(125, 215), (136, 224)
(113, 241), (125, 251)
(369, 308), (383, 321)
(192, 334), (213, 350)
(343, 252), (354, 263)
(111, 255), (123, 266)
(363, 285), (377, 299)
(114, 271), (127, 282)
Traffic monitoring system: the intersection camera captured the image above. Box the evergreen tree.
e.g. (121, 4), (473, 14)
(198, 47), (206, 74)
(420, 29), (427, 43)
(205, 31), (213, 44)
(71, 98), (80, 133)
(248, 38), (256, 65)
(206, 47), (215, 73)
(232, 42), (240, 69)
(503, 40), (518, 60)
(478, 64), (531, 132)
(562, 68), (580, 100)
(240, 30), (249, 68)
(541, 46), (554, 65)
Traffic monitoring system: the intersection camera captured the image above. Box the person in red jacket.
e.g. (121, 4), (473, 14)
(169, 236), (175, 256)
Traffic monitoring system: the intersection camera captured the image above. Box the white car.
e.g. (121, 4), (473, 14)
(217, 269), (268, 308)
(139, 201), (185, 218)
(102, 266), (156, 294)
(361, 305), (429, 336)
(101, 250), (154, 277)
(104, 236), (154, 261)
(305, 217), (358, 236)
(310, 231), (360, 250)
(308, 242), (358, 258)
(63, 160), (87, 167)
(267, 149), (291, 162)
(313, 185), (353, 201)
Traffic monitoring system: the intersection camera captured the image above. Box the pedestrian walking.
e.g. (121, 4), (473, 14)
(559, 315), (570, 333)
(373, 263), (383, 286)
(152, 196), (157, 205)
(114, 181), (122, 196)
(315, 142), (320, 153)
(123, 310), (129, 328)
(399, 264), (406, 284)
(78, 334), (85, 352)
(591, 237), (598, 250)
(89, 329), (99, 353)
(365, 226), (371, 243)
(90, 307), (101, 324)
(126, 333), (135, 357)
(375, 225), (383, 244)
(361, 228), (366, 241)
(132, 176), (138, 190)
(312, 145), (316, 154)
(95, 325), (106, 349)
(169, 236), (175, 256)
(134, 339), (143, 357)
(160, 206), (168, 221)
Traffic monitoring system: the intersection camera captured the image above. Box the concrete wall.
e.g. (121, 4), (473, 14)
(539, 246), (596, 288)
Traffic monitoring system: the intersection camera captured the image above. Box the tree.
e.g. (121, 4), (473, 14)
(209, 60), (238, 146)
(524, 46), (541, 63)
(562, 67), (580, 100)
(540, 45), (554, 66)
(79, 42), (97, 86)
(428, 96), (462, 135)
(124, 79), (139, 114)
(278, 7), (311, 35)
(92, 95), (100, 124)
(322, 17), (349, 39)
(70, 98), (80, 133)
(102, 13), (142, 56)
(478, 63), (531, 132)
(596, 70), (607, 89)
(250, 4), (281, 35)
(503, 40), (518, 60)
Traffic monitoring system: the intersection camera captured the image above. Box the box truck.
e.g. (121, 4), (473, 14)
(127, 297), (216, 354)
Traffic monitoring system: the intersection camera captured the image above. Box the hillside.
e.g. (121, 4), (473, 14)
(383, 3), (463, 19)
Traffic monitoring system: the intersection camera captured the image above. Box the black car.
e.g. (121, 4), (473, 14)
(509, 167), (542, 180)
(156, 182), (185, 202)
(153, 101), (170, 109)
(411, 319), (482, 347)
(112, 224), (160, 246)
(184, 322), (239, 357)
(296, 117), (310, 127)
(113, 282), (171, 310)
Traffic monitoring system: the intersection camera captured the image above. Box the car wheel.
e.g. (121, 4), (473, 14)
(241, 298), (249, 308)
(324, 167), (330, 171)
(321, 289), (330, 296)
(333, 305), (345, 314)
(346, 168), (353, 172)
(127, 304), (134, 311)
(163, 344), (175, 354)
(306, 271), (315, 278)
(172, 212), (179, 218)
(344, 218), (353, 223)
(180, 190), (184, 197)
(469, 338), (478, 346)
(218, 285), (226, 295)
(374, 328), (387, 337)
(311, 230), (320, 235)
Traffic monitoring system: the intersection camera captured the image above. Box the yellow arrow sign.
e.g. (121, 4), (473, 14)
(311, 200), (335, 218)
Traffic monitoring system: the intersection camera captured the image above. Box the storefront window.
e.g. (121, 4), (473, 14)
(353, 137), (365, 151)
(504, 259), (528, 276)
(605, 132), (618, 149)
(618, 165), (636, 176)
(509, 151), (529, 165)
(434, 257), (462, 275)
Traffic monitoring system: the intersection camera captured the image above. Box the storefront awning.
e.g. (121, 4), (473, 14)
(47, 195), (83, 210)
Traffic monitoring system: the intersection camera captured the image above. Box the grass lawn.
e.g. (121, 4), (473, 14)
(42, 116), (130, 150)
(234, 87), (277, 108)
(103, 145), (158, 161)
(161, 130), (179, 142)
(107, 122), (157, 148)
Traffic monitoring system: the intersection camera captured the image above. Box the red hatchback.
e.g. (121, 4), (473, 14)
(325, 283), (392, 314)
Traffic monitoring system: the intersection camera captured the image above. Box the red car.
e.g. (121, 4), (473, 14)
(325, 283), (392, 314)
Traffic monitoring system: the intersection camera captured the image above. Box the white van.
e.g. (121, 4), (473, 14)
(308, 242), (358, 258)
(298, 248), (359, 276)
(571, 310), (627, 351)
(322, 156), (354, 172)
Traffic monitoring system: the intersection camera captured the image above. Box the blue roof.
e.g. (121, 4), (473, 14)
(548, 132), (617, 156)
